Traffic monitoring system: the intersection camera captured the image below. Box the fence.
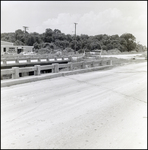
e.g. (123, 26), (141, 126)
(1, 59), (112, 80)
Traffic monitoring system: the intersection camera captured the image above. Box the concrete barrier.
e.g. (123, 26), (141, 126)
(1, 64), (113, 87)
(34, 65), (41, 75)
(12, 67), (19, 79)
(1, 59), (112, 83)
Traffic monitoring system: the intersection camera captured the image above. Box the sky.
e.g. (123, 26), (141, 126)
(1, 1), (147, 46)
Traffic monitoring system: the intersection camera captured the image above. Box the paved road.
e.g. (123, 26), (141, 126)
(101, 53), (143, 59)
(1, 62), (147, 149)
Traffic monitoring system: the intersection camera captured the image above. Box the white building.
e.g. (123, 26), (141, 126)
(1, 41), (33, 55)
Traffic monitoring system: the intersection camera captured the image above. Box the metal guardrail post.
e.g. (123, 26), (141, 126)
(12, 67), (19, 79)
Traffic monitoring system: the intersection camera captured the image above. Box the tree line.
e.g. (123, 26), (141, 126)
(1, 28), (146, 53)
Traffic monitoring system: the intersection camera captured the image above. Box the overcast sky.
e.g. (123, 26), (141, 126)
(1, 1), (147, 46)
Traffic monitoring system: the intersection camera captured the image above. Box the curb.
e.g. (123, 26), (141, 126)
(1, 65), (113, 87)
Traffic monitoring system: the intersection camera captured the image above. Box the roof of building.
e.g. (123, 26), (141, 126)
(1, 40), (13, 44)
(1, 40), (14, 45)
(1, 40), (33, 48)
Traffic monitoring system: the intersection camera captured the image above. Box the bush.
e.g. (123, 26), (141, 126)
(63, 47), (74, 52)
(36, 48), (52, 54)
(78, 49), (87, 53)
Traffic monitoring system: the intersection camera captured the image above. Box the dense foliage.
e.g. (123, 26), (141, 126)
(1, 28), (146, 53)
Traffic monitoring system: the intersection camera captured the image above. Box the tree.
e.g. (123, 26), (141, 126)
(15, 29), (25, 42)
(33, 42), (44, 51)
(2, 28), (142, 53)
(31, 32), (43, 44)
(94, 34), (103, 41)
(44, 28), (53, 42)
(53, 29), (61, 34)
(106, 43), (113, 50)
(119, 38), (128, 52)
(69, 39), (79, 51)
(111, 40), (118, 48)
(102, 45), (107, 50)
(80, 34), (89, 40)
(60, 40), (69, 49)
(24, 34), (35, 46)
(52, 29), (61, 42)
(120, 33), (136, 51)
(90, 41), (101, 50)
(13, 40), (24, 46)
(1, 33), (15, 43)
(66, 34), (72, 42)
(110, 34), (119, 40)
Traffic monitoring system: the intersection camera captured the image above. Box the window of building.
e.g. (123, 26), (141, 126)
(8, 47), (15, 53)
(3, 48), (6, 52)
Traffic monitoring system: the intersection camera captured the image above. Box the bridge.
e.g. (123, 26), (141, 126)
(1, 59), (112, 84)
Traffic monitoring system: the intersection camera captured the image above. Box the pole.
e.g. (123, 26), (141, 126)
(74, 23), (77, 54)
(23, 26), (28, 33)
(23, 26), (28, 46)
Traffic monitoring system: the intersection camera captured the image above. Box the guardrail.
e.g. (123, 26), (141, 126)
(1, 57), (70, 67)
(1, 59), (112, 80)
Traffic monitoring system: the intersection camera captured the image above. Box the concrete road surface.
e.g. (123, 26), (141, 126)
(101, 53), (142, 59)
(1, 62), (147, 149)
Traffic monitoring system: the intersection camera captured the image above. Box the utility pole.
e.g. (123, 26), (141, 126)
(23, 26), (28, 46)
(74, 23), (77, 54)
(23, 26), (28, 33)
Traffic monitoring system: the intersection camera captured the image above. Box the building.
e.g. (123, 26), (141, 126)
(1, 40), (33, 55)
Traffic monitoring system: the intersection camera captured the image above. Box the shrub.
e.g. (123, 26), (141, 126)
(36, 48), (52, 54)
